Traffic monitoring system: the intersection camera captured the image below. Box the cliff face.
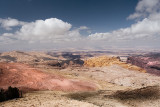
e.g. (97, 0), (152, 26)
(127, 53), (160, 76)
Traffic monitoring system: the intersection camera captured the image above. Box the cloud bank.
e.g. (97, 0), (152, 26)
(0, 18), (85, 44)
(88, 0), (160, 48)
(0, 0), (160, 51)
(0, 18), (89, 51)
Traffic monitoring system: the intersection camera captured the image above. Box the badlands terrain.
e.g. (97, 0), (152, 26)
(0, 50), (160, 107)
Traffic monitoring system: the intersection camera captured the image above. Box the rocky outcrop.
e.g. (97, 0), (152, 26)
(127, 53), (160, 76)
(84, 56), (121, 67)
(113, 86), (159, 100)
(84, 56), (146, 72)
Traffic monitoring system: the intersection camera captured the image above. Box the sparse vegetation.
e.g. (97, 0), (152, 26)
(0, 86), (22, 102)
(1, 51), (160, 107)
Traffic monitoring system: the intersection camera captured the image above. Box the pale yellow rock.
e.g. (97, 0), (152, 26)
(84, 56), (146, 73)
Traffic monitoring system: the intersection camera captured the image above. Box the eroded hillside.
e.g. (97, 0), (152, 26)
(0, 62), (96, 92)
(127, 53), (160, 76)
(1, 51), (160, 107)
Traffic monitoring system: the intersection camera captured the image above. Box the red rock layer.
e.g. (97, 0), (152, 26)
(0, 63), (96, 92)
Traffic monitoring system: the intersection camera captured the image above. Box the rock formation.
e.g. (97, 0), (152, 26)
(127, 53), (160, 76)
(84, 56), (146, 72)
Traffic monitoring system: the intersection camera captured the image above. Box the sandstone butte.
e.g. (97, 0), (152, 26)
(84, 56), (146, 73)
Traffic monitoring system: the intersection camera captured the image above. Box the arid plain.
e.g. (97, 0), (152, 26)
(0, 50), (160, 107)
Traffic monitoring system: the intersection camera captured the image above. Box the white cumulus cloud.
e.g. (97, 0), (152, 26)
(89, 0), (160, 47)
(0, 17), (26, 30)
(16, 18), (74, 43)
(127, 0), (160, 20)
(0, 17), (86, 49)
(0, 0), (160, 51)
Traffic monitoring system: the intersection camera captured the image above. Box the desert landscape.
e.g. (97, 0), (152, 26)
(0, 0), (160, 106)
(0, 50), (160, 107)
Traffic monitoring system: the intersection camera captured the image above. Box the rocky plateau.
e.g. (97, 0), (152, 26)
(0, 51), (160, 107)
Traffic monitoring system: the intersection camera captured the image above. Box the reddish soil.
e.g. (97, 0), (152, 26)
(0, 62), (96, 92)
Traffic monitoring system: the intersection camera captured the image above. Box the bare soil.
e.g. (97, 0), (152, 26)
(1, 51), (160, 107)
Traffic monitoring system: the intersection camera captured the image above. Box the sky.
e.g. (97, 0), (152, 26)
(0, 0), (160, 51)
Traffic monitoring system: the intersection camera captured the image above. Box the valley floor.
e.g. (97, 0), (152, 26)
(1, 65), (160, 107)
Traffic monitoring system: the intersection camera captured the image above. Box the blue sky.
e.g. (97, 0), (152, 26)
(0, 0), (137, 32)
(0, 0), (160, 51)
